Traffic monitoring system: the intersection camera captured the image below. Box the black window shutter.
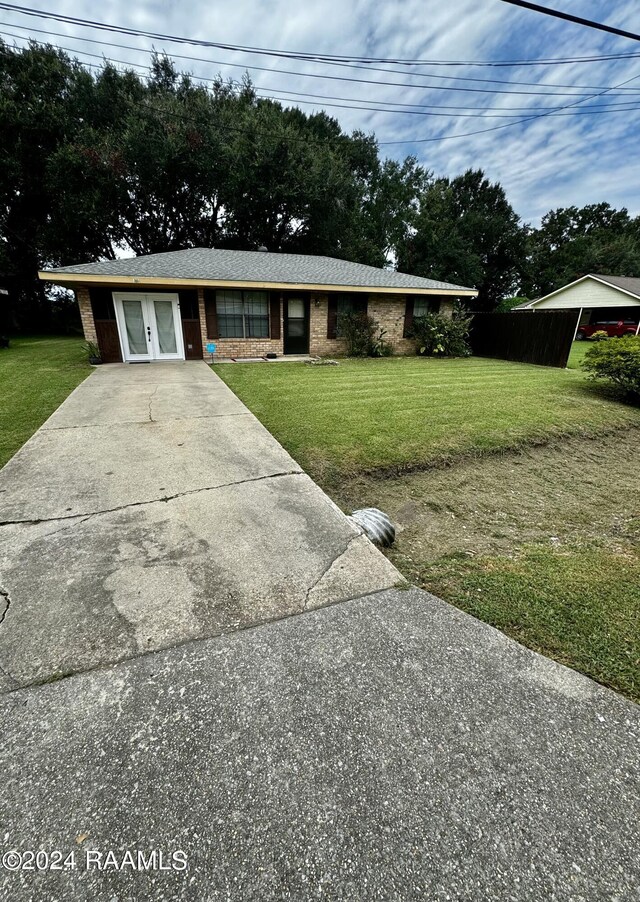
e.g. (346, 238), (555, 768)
(354, 295), (368, 316)
(403, 298), (415, 337)
(203, 288), (219, 338)
(269, 294), (281, 339)
(327, 297), (338, 339)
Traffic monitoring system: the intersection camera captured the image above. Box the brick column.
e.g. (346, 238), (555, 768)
(198, 287), (208, 352)
(76, 286), (97, 344)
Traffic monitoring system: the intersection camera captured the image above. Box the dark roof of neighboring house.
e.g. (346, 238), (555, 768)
(40, 247), (477, 294)
(594, 274), (640, 297)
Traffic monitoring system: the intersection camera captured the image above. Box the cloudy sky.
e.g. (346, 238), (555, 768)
(2, 0), (640, 224)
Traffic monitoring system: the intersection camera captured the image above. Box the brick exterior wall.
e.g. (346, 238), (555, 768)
(75, 284), (457, 360)
(309, 295), (347, 356)
(309, 293), (417, 357)
(368, 295), (415, 355)
(440, 298), (454, 319)
(199, 287), (285, 358)
(76, 286), (98, 344)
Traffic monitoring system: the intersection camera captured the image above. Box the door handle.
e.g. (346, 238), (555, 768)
(147, 325), (151, 342)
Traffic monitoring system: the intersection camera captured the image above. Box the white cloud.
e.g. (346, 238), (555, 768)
(2, 0), (639, 223)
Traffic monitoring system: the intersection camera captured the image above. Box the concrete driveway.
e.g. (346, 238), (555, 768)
(0, 362), (399, 690)
(0, 587), (638, 901)
(0, 361), (638, 901)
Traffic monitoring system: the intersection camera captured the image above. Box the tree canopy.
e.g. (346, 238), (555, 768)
(2, 40), (640, 331)
(396, 169), (526, 311)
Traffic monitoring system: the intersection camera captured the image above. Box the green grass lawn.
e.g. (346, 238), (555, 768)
(423, 542), (640, 701)
(217, 353), (640, 700)
(217, 354), (640, 484)
(567, 341), (590, 369)
(0, 336), (91, 468)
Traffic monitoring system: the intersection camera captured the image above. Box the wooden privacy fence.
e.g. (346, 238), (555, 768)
(469, 310), (578, 368)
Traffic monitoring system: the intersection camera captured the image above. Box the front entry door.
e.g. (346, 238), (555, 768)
(114, 293), (185, 362)
(283, 296), (309, 355)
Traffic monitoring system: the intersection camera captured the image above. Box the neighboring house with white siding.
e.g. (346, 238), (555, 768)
(516, 274), (640, 312)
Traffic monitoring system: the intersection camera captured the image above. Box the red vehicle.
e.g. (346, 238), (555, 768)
(576, 318), (639, 340)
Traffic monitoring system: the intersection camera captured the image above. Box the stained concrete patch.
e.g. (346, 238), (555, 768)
(0, 588), (637, 901)
(42, 368), (248, 429)
(0, 416), (302, 521)
(0, 361), (401, 689)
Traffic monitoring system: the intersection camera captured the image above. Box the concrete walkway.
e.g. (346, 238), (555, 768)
(0, 587), (638, 901)
(0, 362), (399, 690)
(0, 362), (638, 901)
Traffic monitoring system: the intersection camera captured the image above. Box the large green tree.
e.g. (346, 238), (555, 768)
(396, 169), (526, 311)
(521, 203), (640, 298)
(2, 45), (419, 330)
(0, 41), (99, 328)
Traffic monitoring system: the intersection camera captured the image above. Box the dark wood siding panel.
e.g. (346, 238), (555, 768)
(89, 287), (116, 321)
(269, 293), (281, 340)
(178, 289), (199, 320)
(327, 297), (338, 339)
(203, 288), (219, 338)
(403, 298), (414, 338)
(178, 289), (202, 359)
(94, 321), (122, 363)
(181, 320), (203, 359)
(89, 288), (121, 362)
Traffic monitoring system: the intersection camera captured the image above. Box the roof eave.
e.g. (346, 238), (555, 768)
(38, 271), (478, 296)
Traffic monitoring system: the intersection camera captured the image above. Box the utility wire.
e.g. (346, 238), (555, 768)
(2, 1), (640, 68)
(3, 29), (640, 146)
(5, 30), (640, 120)
(3, 18), (640, 95)
(2, 26), (640, 101)
(379, 69), (640, 144)
(497, 1), (640, 43)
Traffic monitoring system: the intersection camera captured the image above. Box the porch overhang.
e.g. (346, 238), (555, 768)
(38, 271), (478, 298)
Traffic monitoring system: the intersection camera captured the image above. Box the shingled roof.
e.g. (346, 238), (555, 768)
(593, 274), (640, 297)
(40, 247), (477, 295)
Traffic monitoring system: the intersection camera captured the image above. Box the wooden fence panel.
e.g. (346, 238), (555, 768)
(470, 311), (578, 368)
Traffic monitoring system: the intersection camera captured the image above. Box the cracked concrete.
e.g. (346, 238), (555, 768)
(0, 362), (400, 689)
(1, 362), (638, 901)
(0, 468), (305, 527)
(1, 587), (638, 902)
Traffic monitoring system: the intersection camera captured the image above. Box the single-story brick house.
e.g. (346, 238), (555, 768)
(39, 248), (477, 362)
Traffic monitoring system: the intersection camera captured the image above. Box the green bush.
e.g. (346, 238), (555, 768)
(582, 335), (640, 398)
(588, 330), (608, 341)
(411, 312), (472, 357)
(337, 311), (392, 357)
(496, 296), (529, 313)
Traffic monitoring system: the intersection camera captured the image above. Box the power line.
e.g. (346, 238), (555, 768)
(2, 1), (640, 69)
(497, 1), (640, 43)
(5, 30), (640, 121)
(3, 18), (640, 96)
(3, 28), (640, 147)
(379, 70), (640, 144)
(3, 25), (640, 102)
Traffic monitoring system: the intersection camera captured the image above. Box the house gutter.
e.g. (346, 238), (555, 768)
(37, 271), (478, 297)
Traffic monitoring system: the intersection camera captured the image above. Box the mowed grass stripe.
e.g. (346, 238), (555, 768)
(217, 355), (640, 480)
(0, 336), (91, 468)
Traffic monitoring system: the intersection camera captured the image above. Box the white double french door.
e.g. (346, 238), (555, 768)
(113, 293), (185, 362)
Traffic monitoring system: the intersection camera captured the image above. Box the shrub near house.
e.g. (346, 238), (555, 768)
(336, 310), (392, 357)
(582, 335), (640, 398)
(411, 312), (472, 357)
